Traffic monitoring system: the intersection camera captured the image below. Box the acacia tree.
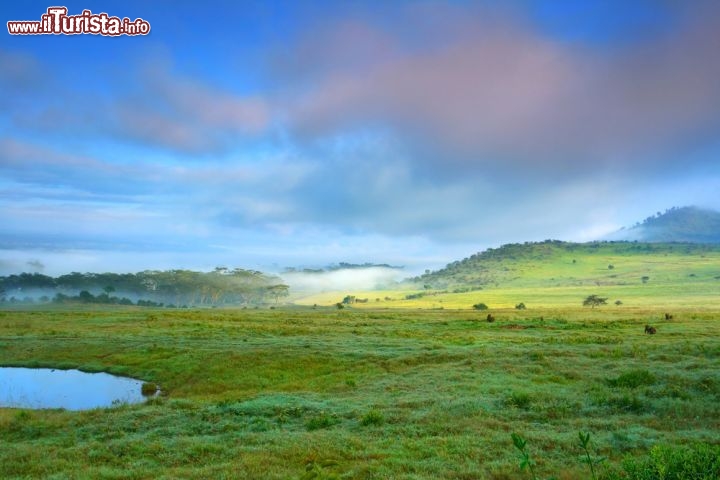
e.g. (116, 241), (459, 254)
(583, 295), (608, 308)
(268, 284), (289, 304)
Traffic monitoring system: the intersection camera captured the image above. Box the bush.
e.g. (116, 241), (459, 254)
(507, 391), (532, 409)
(360, 409), (384, 426)
(515, 302), (526, 310)
(473, 303), (489, 310)
(305, 412), (339, 431)
(608, 369), (656, 389)
(141, 382), (159, 396)
(405, 292), (425, 300)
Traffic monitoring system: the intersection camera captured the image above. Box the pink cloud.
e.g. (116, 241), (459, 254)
(3, 51), (271, 153)
(288, 3), (720, 168)
(141, 67), (270, 135)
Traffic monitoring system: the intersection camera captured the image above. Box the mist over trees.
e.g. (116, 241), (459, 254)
(614, 206), (720, 243)
(0, 268), (288, 307)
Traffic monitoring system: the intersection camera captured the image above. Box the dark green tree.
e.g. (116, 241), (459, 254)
(583, 295), (607, 308)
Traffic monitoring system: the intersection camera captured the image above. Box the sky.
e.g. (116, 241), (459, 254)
(1, 0), (720, 277)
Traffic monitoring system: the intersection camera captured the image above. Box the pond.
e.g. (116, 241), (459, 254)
(0, 367), (156, 410)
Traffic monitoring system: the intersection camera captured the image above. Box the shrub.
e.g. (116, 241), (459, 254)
(608, 369), (656, 389)
(360, 409), (384, 426)
(473, 303), (489, 310)
(507, 391), (532, 409)
(515, 302), (526, 310)
(141, 382), (159, 396)
(305, 412), (339, 431)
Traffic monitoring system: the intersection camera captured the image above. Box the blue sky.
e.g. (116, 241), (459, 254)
(1, 0), (719, 275)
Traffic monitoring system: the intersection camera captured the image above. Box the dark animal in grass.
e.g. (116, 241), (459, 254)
(644, 325), (657, 334)
(486, 314), (495, 323)
(665, 313), (673, 320)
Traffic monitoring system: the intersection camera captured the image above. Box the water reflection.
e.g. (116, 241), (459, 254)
(0, 367), (151, 410)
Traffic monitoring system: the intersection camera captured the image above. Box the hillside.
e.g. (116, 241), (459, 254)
(609, 206), (720, 243)
(296, 240), (720, 308)
(409, 240), (720, 290)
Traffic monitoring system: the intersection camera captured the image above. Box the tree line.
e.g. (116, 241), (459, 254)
(0, 268), (289, 307)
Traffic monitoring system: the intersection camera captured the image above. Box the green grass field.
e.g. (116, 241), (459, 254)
(294, 242), (720, 309)
(1, 305), (719, 479)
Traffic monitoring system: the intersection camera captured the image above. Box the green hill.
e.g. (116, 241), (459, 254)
(296, 240), (720, 309)
(410, 240), (720, 291)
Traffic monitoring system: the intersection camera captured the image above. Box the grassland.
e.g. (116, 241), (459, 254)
(1, 305), (719, 479)
(294, 242), (720, 309)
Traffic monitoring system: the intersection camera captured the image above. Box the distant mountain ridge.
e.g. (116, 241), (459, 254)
(608, 206), (720, 244)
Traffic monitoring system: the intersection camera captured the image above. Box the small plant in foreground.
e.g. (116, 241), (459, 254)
(578, 431), (605, 480)
(511, 433), (541, 480)
(509, 431), (719, 480)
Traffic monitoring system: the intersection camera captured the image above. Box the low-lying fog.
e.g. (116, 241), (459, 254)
(280, 267), (404, 294)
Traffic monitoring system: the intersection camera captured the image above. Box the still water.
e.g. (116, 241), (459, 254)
(0, 367), (150, 410)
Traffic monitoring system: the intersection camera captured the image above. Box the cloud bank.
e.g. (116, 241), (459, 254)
(1, 1), (719, 274)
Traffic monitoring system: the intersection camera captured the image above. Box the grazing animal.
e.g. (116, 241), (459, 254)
(644, 325), (657, 334)
(664, 313), (673, 320)
(486, 314), (495, 323)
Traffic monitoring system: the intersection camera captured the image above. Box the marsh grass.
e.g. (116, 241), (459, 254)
(0, 306), (718, 478)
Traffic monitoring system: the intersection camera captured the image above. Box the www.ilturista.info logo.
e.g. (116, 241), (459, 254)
(7, 7), (150, 36)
